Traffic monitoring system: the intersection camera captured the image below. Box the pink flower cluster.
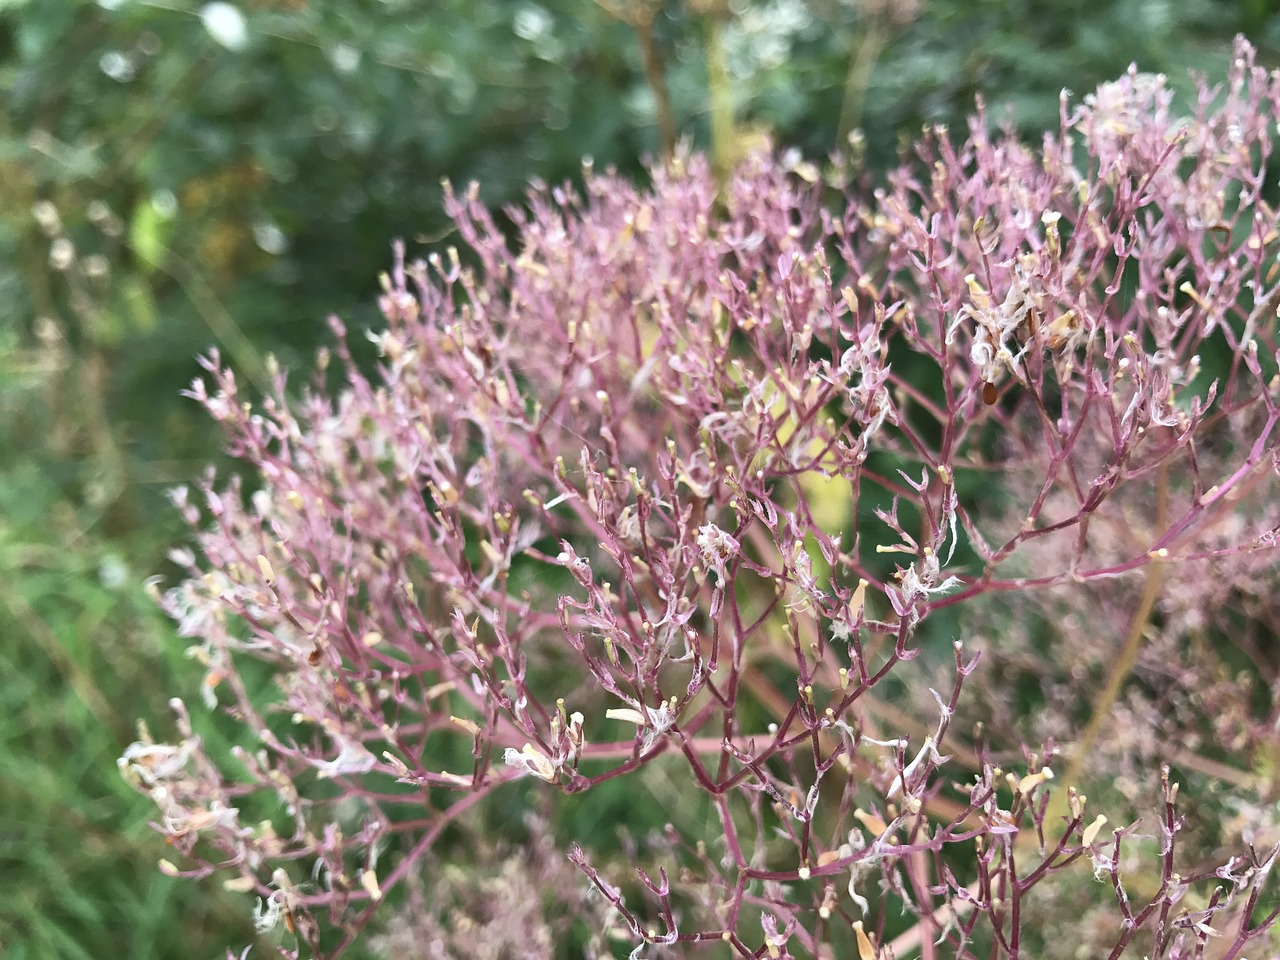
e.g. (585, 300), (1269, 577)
(124, 39), (1280, 960)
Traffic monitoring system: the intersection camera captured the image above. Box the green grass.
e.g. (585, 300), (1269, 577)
(0, 352), (256, 958)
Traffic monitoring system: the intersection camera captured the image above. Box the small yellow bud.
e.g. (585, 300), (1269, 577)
(854, 808), (888, 836)
(1018, 766), (1054, 796)
(853, 920), (876, 960)
(256, 554), (275, 585)
(360, 869), (383, 900)
(1082, 814), (1108, 847)
(449, 716), (481, 737)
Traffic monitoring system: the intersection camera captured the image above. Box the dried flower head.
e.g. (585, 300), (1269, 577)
(126, 39), (1280, 960)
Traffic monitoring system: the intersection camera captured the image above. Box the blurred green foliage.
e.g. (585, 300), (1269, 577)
(2, 0), (1276, 957)
(0, 327), (255, 956)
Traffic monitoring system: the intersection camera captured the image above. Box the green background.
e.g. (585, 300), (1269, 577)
(3, 1), (1278, 956)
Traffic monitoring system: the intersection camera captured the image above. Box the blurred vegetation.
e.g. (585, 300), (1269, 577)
(2, 0), (1277, 957)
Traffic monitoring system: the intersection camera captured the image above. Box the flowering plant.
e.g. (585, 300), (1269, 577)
(123, 39), (1280, 960)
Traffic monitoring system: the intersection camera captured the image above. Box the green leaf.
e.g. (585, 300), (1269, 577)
(121, 273), (159, 333)
(128, 197), (172, 274)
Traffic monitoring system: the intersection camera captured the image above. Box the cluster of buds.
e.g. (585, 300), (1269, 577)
(125, 39), (1280, 960)
(502, 699), (586, 782)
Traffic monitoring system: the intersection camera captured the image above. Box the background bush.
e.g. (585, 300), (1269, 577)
(3, 1), (1279, 957)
